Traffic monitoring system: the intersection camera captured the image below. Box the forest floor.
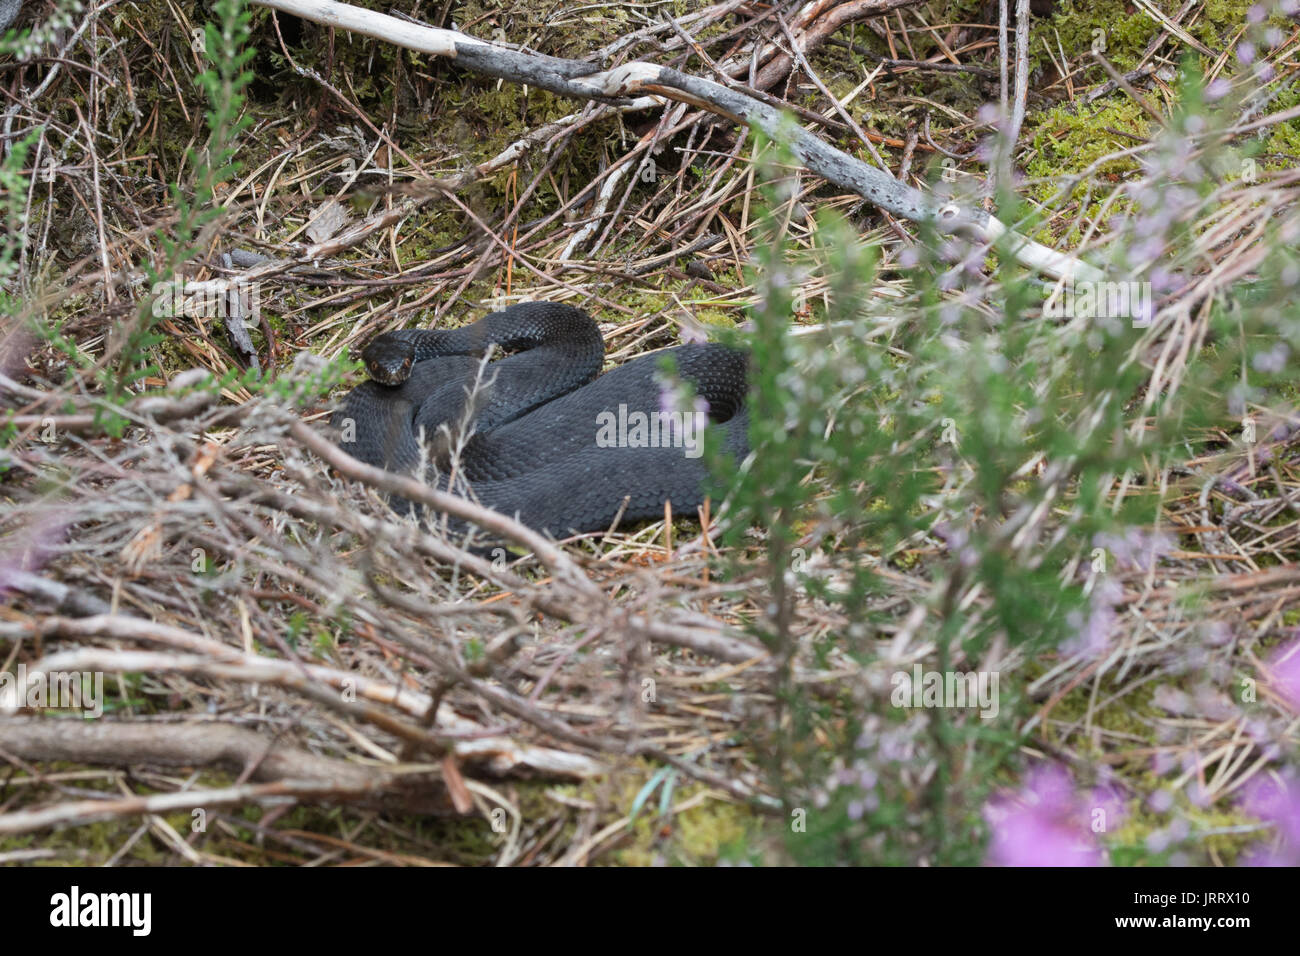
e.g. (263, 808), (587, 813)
(1, 0), (1298, 866)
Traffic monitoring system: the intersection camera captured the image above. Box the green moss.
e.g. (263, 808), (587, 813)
(1024, 99), (1151, 196)
(1046, 1), (1161, 73)
(577, 760), (761, 866)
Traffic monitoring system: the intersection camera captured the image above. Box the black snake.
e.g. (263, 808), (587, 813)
(331, 302), (749, 538)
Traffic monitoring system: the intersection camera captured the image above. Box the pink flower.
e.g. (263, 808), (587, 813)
(1267, 638), (1300, 713)
(984, 766), (1107, 866)
(1064, 577), (1123, 659)
(1093, 528), (1174, 572)
(1240, 772), (1300, 865)
(1243, 772), (1300, 845)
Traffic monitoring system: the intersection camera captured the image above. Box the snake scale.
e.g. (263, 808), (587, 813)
(331, 302), (749, 538)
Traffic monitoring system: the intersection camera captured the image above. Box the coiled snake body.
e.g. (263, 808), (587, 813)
(332, 302), (749, 537)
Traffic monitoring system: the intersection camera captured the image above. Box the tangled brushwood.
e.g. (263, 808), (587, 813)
(1, 0), (1298, 866)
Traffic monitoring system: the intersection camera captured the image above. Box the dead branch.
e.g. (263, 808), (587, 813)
(4, 628), (607, 777)
(0, 718), (457, 830)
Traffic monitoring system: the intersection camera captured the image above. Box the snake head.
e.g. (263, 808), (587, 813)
(361, 334), (415, 386)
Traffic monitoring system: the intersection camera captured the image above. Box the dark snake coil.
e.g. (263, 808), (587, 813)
(332, 302), (749, 538)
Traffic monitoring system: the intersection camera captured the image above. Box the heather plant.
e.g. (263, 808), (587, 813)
(1, 0), (353, 437)
(0, 0), (80, 59)
(111, 0), (258, 408)
(0, 131), (35, 309)
(5, 0), (250, 411)
(720, 50), (1299, 864)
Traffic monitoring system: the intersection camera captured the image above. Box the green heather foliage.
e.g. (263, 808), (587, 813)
(714, 62), (1298, 861)
(0, 131), (35, 304)
(3, 0), (349, 434)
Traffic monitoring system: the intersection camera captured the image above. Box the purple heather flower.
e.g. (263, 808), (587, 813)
(1147, 819), (1189, 854)
(1193, 684), (1239, 721)
(1134, 212), (1168, 239)
(1267, 638), (1300, 713)
(1238, 41), (1257, 65)
(1200, 620), (1233, 646)
(1247, 4), (1266, 22)
(1146, 828), (1173, 853)
(1131, 297), (1155, 327)
(877, 728), (915, 762)
(658, 383), (676, 417)
(1152, 752), (1178, 775)
(679, 324), (709, 345)
(1147, 266), (1174, 293)
(1064, 585), (1118, 660)
(1164, 186), (1199, 215)
(1148, 789), (1175, 813)
(1240, 772), (1300, 863)
(1245, 718), (1274, 743)
(1243, 846), (1295, 866)
(1205, 78), (1233, 101)
(1130, 237), (1169, 264)
(984, 765), (1106, 866)
(657, 381), (709, 418)
(1093, 528), (1174, 573)
(1252, 342), (1290, 374)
